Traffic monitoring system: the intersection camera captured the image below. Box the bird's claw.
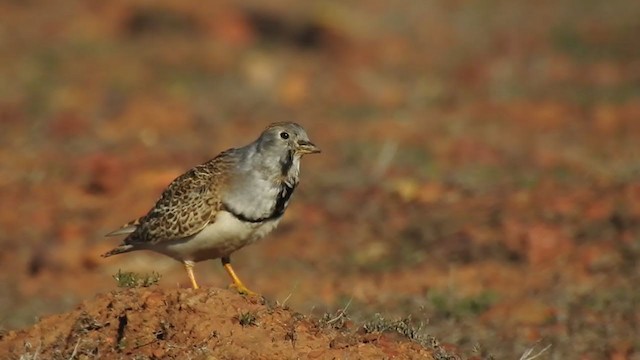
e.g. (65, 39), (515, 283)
(229, 283), (260, 297)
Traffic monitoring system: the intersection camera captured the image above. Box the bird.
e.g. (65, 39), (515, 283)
(102, 122), (320, 295)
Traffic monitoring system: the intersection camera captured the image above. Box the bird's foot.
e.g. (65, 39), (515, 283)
(222, 257), (263, 301)
(229, 284), (264, 303)
(228, 283), (260, 297)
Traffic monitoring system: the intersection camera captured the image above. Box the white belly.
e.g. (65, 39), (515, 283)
(152, 211), (281, 262)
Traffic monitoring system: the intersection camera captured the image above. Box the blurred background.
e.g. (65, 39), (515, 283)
(1, 0), (640, 358)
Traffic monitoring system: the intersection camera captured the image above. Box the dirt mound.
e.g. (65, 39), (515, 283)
(0, 288), (444, 359)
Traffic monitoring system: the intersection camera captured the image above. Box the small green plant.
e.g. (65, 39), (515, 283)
(236, 311), (258, 327)
(362, 313), (421, 341)
(361, 314), (460, 360)
(112, 270), (161, 288)
(319, 309), (350, 330)
(318, 298), (352, 330)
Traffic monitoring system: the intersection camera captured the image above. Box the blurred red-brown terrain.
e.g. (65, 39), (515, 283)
(1, 0), (640, 359)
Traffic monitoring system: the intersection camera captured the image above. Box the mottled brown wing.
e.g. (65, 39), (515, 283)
(122, 155), (232, 245)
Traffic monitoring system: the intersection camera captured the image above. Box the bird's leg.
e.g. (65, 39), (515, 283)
(221, 256), (258, 296)
(183, 261), (199, 289)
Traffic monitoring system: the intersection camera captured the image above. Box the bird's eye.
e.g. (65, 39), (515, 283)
(280, 132), (290, 139)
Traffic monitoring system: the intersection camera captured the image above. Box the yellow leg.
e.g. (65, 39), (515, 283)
(222, 256), (258, 296)
(184, 261), (199, 289)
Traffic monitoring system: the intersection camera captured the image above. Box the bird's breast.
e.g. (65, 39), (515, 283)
(223, 177), (297, 223)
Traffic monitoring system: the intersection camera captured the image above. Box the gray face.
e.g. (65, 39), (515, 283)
(257, 122), (321, 157)
(223, 122), (320, 222)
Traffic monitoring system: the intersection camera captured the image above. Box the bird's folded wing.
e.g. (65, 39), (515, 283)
(123, 165), (221, 245)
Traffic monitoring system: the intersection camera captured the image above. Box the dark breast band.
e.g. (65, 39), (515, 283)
(223, 182), (296, 223)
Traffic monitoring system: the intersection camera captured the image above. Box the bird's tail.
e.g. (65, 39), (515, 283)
(101, 244), (135, 258)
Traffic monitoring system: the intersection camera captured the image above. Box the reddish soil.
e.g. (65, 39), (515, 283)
(0, 288), (441, 359)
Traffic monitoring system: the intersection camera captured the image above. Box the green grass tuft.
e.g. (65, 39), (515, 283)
(236, 311), (258, 327)
(112, 270), (161, 288)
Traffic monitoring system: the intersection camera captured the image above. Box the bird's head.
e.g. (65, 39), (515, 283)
(257, 122), (321, 157)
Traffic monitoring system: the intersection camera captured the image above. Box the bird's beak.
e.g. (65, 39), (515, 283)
(296, 139), (321, 154)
